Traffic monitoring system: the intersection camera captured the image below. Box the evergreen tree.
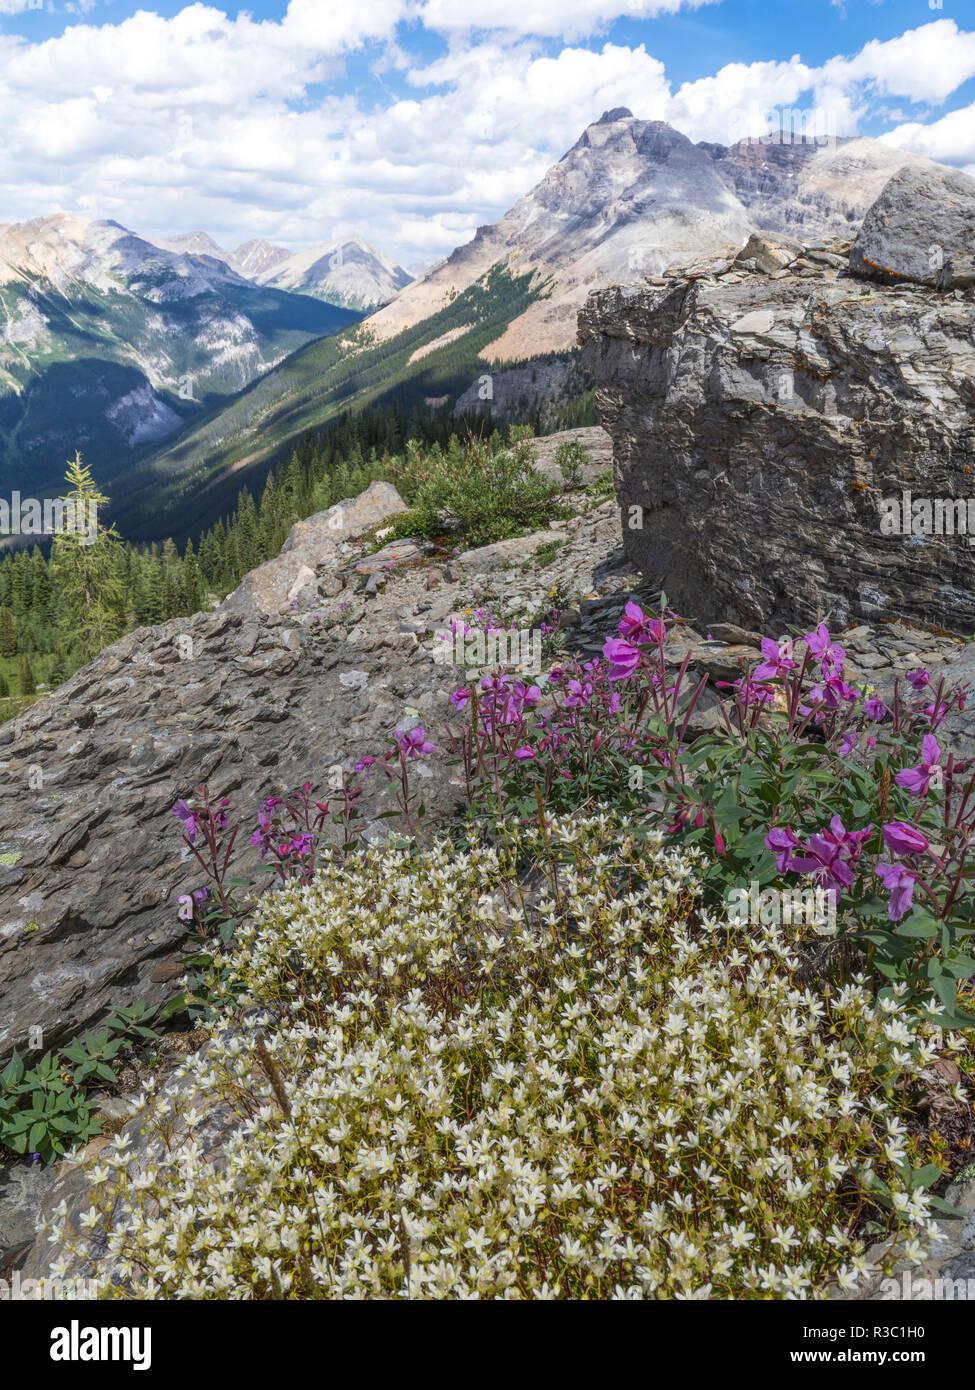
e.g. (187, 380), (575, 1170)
(231, 489), (257, 576)
(19, 656), (35, 696)
(0, 607), (17, 658)
(182, 538), (204, 615)
(49, 453), (126, 661)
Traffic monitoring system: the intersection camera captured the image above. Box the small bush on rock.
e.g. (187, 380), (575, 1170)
(388, 430), (562, 548)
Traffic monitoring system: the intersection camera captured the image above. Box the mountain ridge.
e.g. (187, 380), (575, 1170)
(0, 214), (361, 493)
(151, 229), (412, 311)
(119, 114), (949, 537)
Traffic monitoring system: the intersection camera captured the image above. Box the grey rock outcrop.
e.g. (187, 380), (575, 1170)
(0, 607), (464, 1068)
(850, 164), (975, 290)
(579, 232), (975, 634)
(221, 481), (407, 614)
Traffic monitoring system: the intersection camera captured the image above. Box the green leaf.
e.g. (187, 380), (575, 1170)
(908, 1164), (943, 1192)
(928, 1195), (968, 1217)
(930, 972), (957, 1014)
(0, 1050), (24, 1090)
(942, 955), (975, 978)
(896, 915), (939, 939)
(735, 828), (772, 857)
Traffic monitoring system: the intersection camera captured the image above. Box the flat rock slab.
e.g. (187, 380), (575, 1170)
(354, 539), (424, 576)
(449, 530), (566, 575)
(0, 606), (463, 1069)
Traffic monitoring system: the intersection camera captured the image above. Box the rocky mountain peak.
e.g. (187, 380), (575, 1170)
(365, 115), (946, 360)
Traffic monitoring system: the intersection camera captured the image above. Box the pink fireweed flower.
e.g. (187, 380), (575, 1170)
(450, 688), (471, 710)
(509, 680), (541, 708)
(731, 676), (775, 708)
(602, 636), (641, 681)
(906, 669), (931, 690)
(882, 822), (929, 856)
(513, 746), (535, 760)
(895, 734), (943, 797)
(876, 861), (918, 922)
(172, 799), (199, 844)
(785, 817), (871, 900)
(863, 697), (887, 721)
(753, 637), (796, 682)
(822, 815), (873, 860)
(804, 623), (846, 674)
(766, 826), (801, 872)
(618, 601), (665, 645)
(563, 678), (593, 709)
(480, 673), (508, 698)
(822, 675), (860, 708)
(250, 808), (273, 851)
(790, 835), (856, 897)
(394, 727), (435, 758)
(924, 700), (949, 729)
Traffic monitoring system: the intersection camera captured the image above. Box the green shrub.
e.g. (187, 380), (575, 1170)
(388, 433), (562, 548)
(554, 439), (588, 490)
(52, 812), (946, 1299)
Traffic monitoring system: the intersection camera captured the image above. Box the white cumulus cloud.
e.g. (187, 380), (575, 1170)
(0, 7), (972, 264)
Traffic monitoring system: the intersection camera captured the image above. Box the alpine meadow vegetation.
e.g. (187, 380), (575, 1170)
(37, 594), (975, 1300)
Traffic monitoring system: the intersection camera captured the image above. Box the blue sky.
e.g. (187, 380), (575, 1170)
(0, 1), (972, 263)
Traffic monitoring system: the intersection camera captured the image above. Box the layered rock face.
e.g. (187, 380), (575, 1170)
(579, 213), (975, 633)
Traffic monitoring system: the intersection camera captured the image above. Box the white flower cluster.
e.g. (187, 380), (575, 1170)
(47, 812), (941, 1299)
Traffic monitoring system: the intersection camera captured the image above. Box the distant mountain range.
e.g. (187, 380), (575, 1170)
(151, 231), (413, 311)
(116, 113), (943, 539)
(0, 214), (362, 494)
